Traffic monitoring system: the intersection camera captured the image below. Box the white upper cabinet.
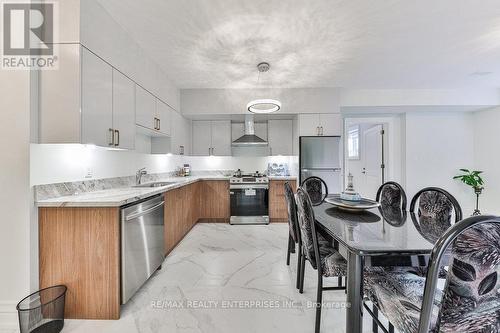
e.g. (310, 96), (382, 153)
(192, 120), (231, 156)
(211, 121), (232, 156)
(135, 85), (156, 130)
(156, 100), (171, 136)
(298, 113), (342, 136)
(319, 114), (342, 136)
(112, 69), (136, 149)
(39, 43), (81, 143)
(192, 121), (212, 156)
(81, 47), (113, 147)
(170, 111), (191, 155)
(268, 120), (293, 155)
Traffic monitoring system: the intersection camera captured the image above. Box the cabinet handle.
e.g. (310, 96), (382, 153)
(158, 118), (161, 131)
(114, 130), (120, 146)
(208, 147), (211, 155)
(109, 128), (114, 146)
(320, 126), (324, 136)
(316, 126), (320, 136)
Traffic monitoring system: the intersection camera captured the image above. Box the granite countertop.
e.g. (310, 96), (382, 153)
(36, 176), (230, 208)
(267, 176), (298, 180)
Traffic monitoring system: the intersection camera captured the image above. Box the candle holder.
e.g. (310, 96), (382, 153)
(472, 186), (483, 216)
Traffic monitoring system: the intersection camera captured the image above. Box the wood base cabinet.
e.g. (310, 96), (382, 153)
(269, 180), (297, 222)
(39, 207), (120, 320)
(164, 182), (201, 253)
(199, 180), (230, 222)
(38, 180), (230, 320)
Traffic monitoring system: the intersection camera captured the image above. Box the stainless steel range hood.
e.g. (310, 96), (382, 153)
(232, 115), (268, 146)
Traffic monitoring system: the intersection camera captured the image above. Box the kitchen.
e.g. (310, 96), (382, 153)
(2, 1), (500, 333)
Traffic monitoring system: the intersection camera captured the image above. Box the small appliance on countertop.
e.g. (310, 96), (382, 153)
(230, 170), (269, 225)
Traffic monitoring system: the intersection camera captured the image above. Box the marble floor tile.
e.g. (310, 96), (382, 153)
(63, 223), (374, 333)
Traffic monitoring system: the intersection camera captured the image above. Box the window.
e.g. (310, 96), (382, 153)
(347, 126), (359, 159)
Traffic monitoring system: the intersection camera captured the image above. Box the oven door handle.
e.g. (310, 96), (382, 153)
(230, 184), (269, 190)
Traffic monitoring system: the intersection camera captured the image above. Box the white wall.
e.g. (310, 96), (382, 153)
(404, 112), (475, 215)
(0, 71), (31, 329)
(185, 155), (298, 175)
(181, 88), (340, 115)
(473, 107), (500, 215)
(30, 144), (299, 186)
(30, 144), (184, 185)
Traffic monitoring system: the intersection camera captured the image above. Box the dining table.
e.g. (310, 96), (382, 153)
(313, 201), (448, 333)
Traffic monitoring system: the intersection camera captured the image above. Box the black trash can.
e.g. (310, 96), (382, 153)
(16, 285), (67, 333)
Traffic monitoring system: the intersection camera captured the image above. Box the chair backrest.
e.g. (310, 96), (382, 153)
(284, 182), (299, 243)
(410, 187), (463, 222)
(301, 176), (328, 206)
(295, 187), (321, 270)
(376, 181), (407, 210)
(417, 215), (500, 333)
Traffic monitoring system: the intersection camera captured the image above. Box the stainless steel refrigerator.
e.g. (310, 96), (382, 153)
(299, 136), (342, 193)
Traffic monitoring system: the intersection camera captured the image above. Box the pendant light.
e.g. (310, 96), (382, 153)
(247, 62), (281, 114)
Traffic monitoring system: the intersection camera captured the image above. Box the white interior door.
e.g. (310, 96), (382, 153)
(360, 124), (384, 199)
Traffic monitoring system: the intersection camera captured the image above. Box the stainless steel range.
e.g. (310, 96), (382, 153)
(230, 171), (269, 225)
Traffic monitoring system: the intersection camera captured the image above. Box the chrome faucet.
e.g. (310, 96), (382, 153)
(136, 167), (147, 185)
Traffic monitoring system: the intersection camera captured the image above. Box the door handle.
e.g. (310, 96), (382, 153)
(114, 130), (120, 146)
(109, 128), (114, 146)
(125, 201), (165, 221)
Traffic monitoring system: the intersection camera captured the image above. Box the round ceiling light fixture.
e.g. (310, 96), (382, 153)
(247, 62), (281, 114)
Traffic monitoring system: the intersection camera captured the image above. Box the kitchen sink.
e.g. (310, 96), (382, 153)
(133, 181), (177, 188)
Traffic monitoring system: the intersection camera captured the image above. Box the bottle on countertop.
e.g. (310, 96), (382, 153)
(183, 164), (191, 177)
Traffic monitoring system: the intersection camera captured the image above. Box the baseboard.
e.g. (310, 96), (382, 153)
(0, 301), (18, 330)
(197, 218), (229, 223)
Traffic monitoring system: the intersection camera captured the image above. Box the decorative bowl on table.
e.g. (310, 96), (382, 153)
(325, 194), (380, 212)
(325, 173), (380, 211)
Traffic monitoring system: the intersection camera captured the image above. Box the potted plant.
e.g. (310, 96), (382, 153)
(453, 169), (484, 216)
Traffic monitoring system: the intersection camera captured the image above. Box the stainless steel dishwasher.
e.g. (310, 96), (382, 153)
(121, 194), (165, 304)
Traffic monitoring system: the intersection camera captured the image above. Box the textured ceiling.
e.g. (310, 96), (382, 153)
(97, 0), (500, 89)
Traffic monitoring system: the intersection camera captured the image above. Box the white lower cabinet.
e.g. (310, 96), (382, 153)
(268, 120), (293, 155)
(192, 120), (231, 156)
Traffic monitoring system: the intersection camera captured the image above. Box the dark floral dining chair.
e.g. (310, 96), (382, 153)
(364, 215), (500, 333)
(295, 187), (346, 333)
(411, 187), (463, 243)
(365, 186), (463, 332)
(301, 176), (328, 206)
(376, 181), (407, 210)
(284, 181), (302, 289)
(376, 181), (408, 227)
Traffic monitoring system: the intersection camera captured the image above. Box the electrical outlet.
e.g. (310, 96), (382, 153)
(85, 167), (93, 179)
